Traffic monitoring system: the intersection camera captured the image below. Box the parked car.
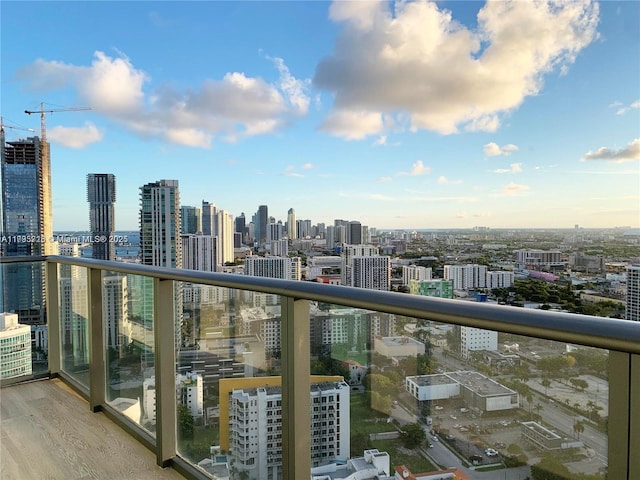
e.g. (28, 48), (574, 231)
(485, 448), (498, 456)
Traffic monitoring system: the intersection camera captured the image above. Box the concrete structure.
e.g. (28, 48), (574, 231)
(270, 239), (288, 257)
(102, 275), (127, 350)
(521, 421), (583, 451)
(627, 265), (640, 321)
(219, 377), (350, 479)
(140, 180), (181, 269)
(87, 173), (116, 260)
(486, 270), (514, 289)
(402, 265), (432, 286)
(142, 371), (204, 424)
(341, 244), (378, 286)
(256, 204), (268, 245)
(405, 371), (519, 412)
(374, 335), (425, 359)
(0, 312), (32, 379)
(307, 255), (342, 280)
(460, 326), (498, 359)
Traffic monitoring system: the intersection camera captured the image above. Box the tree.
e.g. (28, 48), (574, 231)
(573, 420), (585, 440)
(399, 422), (427, 449)
(541, 377), (551, 396)
(178, 405), (194, 441)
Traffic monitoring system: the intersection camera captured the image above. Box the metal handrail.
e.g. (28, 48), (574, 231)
(3, 254), (639, 354)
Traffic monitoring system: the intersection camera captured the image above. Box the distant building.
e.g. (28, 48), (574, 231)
(460, 325), (498, 359)
(515, 249), (563, 271)
(374, 335), (425, 359)
(409, 279), (454, 299)
(521, 421), (583, 451)
(87, 173), (116, 260)
(182, 234), (218, 272)
(245, 256), (301, 280)
(311, 449), (392, 480)
(180, 205), (201, 235)
(351, 256), (391, 291)
(444, 265), (487, 290)
(393, 466), (471, 480)
(486, 271), (514, 289)
(0, 312), (32, 380)
(402, 265), (432, 286)
(627, 265), (640, 322)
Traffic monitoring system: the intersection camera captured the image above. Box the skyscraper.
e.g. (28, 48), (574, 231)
(180, 205), (201, 235)
(87, 173), (116, 260)
(287, 208), (296, 240)
(256, 205), (268, 246)
(140, 180), (181, 268)
(201, 201), (215, 236)
(626, 265), (640, 322)
(1, 134), (52, 325)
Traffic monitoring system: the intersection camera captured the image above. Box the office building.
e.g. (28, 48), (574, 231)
(627, 265), (640, 322)
(201, 201), (215, 236)
(256, 205), (268, 246)
(180, 205), (201, 235)
(267, 221), (284, 244)
(0, 135), (52, 325)
(0, 312), (32, 380)
(86, 173), (116, 260)
(348, 221), (362, 245)
(235, 212), (246, 243)
(287, 208), (297, 240)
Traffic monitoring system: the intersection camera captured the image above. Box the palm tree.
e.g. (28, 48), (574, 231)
(573, 420), (585, 440)
(541, 377), (551, 396)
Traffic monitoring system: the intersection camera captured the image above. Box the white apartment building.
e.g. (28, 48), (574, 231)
(181, 233), (218, 271)
(444, 264), (487, 290)
(60, 277), (89, 366)
(627, 265), (640, 321)
(103, 275), (128, 350)
(402, 265), (432, 286)
(142, 372), (204, 424)
(486, 270), (515, 289)
(228, 381), (350, 479)
(460, 326), (498, 359)
(270, 239), (288, 257)
(306, 255), (342, 280)
(341, 244), (378, 285)
(0, 313), (32, 380)
(245, 256), (301, 281)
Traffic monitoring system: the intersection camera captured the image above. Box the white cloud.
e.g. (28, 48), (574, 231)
(493, 162), (523, 174)
(484, 142), (519, 157)
(497, 182), (530, 196)
(438, 175), (463, 185)
(373, 135), (387, 146)
(47, 122), (103, 148)
(16, 51), (309, 148)
(614, 100), (640, 115)
(302, 163), (314, 169)
(398, 160), (431, 176)
(582, 138), (640, 163)
(315, 0), (599, 139)
(377, 176), (393, 183)
(318, 109), (383, 140)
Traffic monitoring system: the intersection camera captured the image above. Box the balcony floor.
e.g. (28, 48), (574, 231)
(0, 378), (185, 480)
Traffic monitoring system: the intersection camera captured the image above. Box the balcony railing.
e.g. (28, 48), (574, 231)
(1, 254), (639, 479)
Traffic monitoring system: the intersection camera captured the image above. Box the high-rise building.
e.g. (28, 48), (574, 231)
(139, 180), (182, 348)
(256, 205), (268, 246)
(266, 222), (284, 244)
(444, 264), (487, 290)
(140, 180), (181, 268)
(103, 275), (127, 350)
(180, 205), (201, 235)
(221, 378), (351, 479)
(1, 134), (52, 325)
(87, 173), (116, 260)
(0, 312), (32, 380)
(245, 256), (301, 281)
(182, 234), (217, 272)
(626, 265), (640, 322)
(287, 208), (296, 240)
(341, 245), (379, 286)
(348, 221), (362, 245)
(201, 201), (215, 236)
(487, 271), (515, 289)
(214, 208), (235, 266)
(235, 212), (246, 243)
(351, 256), (391, 291)
(402, 265), (432, 286)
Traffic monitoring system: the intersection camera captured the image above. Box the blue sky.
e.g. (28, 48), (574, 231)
(2, 1), (638, 231)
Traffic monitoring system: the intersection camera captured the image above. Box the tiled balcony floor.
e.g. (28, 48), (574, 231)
(0, 378), (185, 480)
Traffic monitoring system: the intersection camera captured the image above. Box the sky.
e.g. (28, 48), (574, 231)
(1, 0), (639, 231)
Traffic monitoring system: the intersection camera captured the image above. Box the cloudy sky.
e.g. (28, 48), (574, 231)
(2, 1), (638, 231)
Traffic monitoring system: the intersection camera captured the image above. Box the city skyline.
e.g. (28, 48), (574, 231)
(1, 1), (638, 231)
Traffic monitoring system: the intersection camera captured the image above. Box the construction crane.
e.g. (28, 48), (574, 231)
(24, 102), (91, 144)
(0, 116), (36, 145)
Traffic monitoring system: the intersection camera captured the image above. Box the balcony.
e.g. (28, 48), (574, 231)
(1, 255), (639, 480)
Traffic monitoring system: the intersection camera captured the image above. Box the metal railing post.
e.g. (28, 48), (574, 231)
(630, 353), (640, 478)
(281, 296), (310, 479)
(45, 260), (61, 375)
(88, 267), (106, 412)
(154, 278), (177, 467)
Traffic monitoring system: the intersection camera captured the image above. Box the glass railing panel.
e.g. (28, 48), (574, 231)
(59, 264), (90, 387)
(176, 283), (283, 479)
(103, 271), (156, 436)
(316, 302), (609, 480)
(0, 260), (47, 382)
